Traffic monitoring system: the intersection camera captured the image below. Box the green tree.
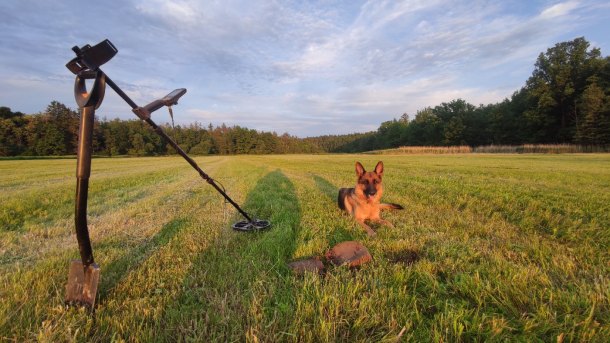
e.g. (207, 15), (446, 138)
(0, 106), (14, 119)
(128, 133), (146, 156)
(377, 119), (408, 148)
(524, 37), (605, 142)
(443, 116), (466, 145)
(432, 99), (478, 145)
(489, 90), (532, 144)
(0, 107), (28, 156)
(46, 101), (79, 154)
(406, 107), (442, 145)
(575, 78), (610, 144)
(22, 101), (80, 156)
(101, 119), (131, 155)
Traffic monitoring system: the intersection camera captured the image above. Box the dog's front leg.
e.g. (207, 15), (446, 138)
(374, 219), (395, 228)
(357, 220), (377, 236)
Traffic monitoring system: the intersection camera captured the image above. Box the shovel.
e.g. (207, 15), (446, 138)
(64, 44), (113, 308)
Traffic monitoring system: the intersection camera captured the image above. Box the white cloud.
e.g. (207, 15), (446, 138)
(0, 0), (609, 136)
(540, 1), (580, 19)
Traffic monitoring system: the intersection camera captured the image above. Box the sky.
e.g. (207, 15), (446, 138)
(1, 1), (609, 137)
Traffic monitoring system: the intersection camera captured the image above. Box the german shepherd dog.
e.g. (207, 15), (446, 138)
(338, 161), (403, 236)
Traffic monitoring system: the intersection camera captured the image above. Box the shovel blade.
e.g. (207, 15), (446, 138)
(65, 260), (100, 309)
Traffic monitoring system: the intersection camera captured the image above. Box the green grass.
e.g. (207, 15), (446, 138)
(1, 154), (609, 341)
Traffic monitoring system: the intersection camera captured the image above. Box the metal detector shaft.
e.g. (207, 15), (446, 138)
(103, 74), (253, 222)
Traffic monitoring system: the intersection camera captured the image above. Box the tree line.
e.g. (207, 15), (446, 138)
(329, 37), (610, 152)
(1, 37), (608, 157)
(0, 102), (323, 156)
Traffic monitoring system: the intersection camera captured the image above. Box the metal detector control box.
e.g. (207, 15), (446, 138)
(66, 39), (117, 74)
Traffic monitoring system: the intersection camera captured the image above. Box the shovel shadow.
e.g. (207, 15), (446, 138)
(96, 217), (188, 301)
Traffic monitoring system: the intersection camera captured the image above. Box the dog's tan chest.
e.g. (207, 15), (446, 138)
(349, 193), (381, 220)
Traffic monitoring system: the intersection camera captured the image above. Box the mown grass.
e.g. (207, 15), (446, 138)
(1, 154), (609, 341)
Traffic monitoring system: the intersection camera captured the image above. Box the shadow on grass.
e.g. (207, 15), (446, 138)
(312, 174), (338, 202)
(312, 174), (356, 244)
(159, 169), (302, 340)
(97, 217), (189, 301)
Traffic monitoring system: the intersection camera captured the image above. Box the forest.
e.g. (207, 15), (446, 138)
(1, 37), (609, 157)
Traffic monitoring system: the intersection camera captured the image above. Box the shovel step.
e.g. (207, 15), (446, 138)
(65, 260), (100, 309)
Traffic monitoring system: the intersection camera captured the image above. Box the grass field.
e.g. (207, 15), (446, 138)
(1, 154), (609, 342)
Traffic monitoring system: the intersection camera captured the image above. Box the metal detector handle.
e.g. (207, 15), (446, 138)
(162, 88), (187, 105)
(135, 88), (187, 119)
(143, 100), (165, 114)
(144, 88), (186, 112)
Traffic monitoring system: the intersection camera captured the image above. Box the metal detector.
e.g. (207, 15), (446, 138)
(65, 39), (270, 309)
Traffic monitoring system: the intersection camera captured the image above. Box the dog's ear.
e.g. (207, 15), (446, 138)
(355, 162), (366, 177)
(374, 161), (384, 176)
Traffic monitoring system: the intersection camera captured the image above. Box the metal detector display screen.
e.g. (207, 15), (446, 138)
(162, 88), (187, 103)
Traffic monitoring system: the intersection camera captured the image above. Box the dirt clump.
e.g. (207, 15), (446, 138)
(325, 241), (372, 268)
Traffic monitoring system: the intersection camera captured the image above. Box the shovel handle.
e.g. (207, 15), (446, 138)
(75, 106), (96, 267)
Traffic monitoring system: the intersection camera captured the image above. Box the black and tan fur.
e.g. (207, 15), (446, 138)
(338, 161), (403, 236)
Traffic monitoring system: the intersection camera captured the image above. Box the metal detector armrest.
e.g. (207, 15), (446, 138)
(133, 88), (187, 120)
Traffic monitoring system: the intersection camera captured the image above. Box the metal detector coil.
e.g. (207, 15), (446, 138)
(232, 219), (271, 232)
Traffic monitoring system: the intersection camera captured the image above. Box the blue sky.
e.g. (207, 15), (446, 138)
(1, 1), (609, 137)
